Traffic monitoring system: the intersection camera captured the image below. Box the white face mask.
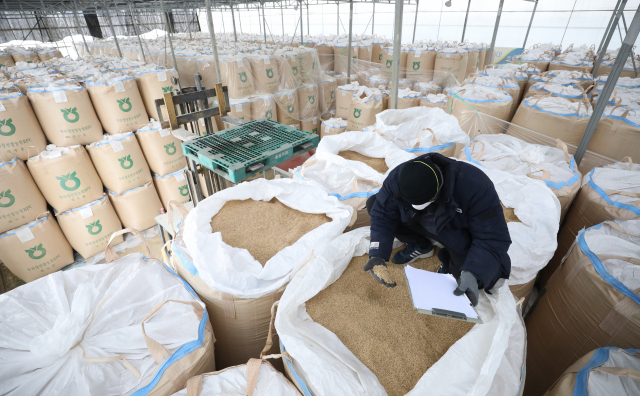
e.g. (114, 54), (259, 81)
(412, 201), (432, 210)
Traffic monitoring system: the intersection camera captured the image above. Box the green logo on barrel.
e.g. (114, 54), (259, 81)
(162, 86), (173, 93)
(26, 243), (46, 260)
(353, 108), (362, 118)
(239, 72), (248, 82)
(118, 154), (133, 169)
(386, 60), (393, 68)
(61, 107), (80, 123)
(265, 110), (273, 120)
(86, 220), (102, 235)
(178, 186), (189, 196)
(378, 54), (383, 61)
(56, 171), (81, 191)
(0, 189), (15, 208)
(330, 91), (335, 99)
(312, 128), (318, 134)
(0, 118), (16, 136)
(413, 61), (420, 70)
(118, 97), (132, 112)
(266, 68), (274, 78)
(292, 66), (298, 76)
(308, 95), (315, 104)
(164, 142), (177, 155)
(287, 104), (294, 113)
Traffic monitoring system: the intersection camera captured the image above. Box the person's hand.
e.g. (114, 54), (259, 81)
(453, 271), (480, 306)
(363, 257), (396, 288)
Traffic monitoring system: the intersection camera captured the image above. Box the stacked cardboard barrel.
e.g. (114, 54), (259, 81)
(0, 54), (189, 287)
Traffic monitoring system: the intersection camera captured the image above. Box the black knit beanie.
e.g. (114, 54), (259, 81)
(398, 157), (441, 205)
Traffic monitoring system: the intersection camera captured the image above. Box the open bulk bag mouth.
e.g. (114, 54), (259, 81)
(420, 93), (448, 111)
(0, 157), (47, 233)
(153, 168), (191, 210)
(526, 82), (591, 103)
(0, 89), (46, 160)
(544, 347), (640, 396)
(546, 69), (594, 90)
(320, 117), (348, 138)
(463, 75), (521, 118)
(219, 56), (256, 99)
(274, 227), (526, 396)
(0, 228), (215, 395)
(136, 120), (187, 177)
(249, 94), (278, 122)
(598, 57), (640, 78)
(366, 106), (469, 157)
(133, 67), (180, 121)
(461, 162), (560, 301)
(0, 211), (73, 282)
(55, 194), (123, 259)
(181, 178), (352, 299)
(549, 58), (594, 74)
(27, 145), (103, 213)
(85, 74), (150, 135)
(479, 67), (528, 92)
(516, 53), (552, 72)
(27, 83), (103, 146)
(541, 160), (640, 287)
(293, 131), (414, 224)
(414, 80), (444, 96)
(589, 105), (640, 162)
(445, 85), (513, 131)
(108, 181), (164, 232)
(347, 86), (384, 131)
(86, 132), (152, 195)
(274, 89), (300, 128)
(434, 48), (468, 85)
(396, 88), (421, 109)
(510, 96), (592, 148)
(460, 135), (581, 222)
(336, 82), (360, 120)
(525, 220), (640, 396)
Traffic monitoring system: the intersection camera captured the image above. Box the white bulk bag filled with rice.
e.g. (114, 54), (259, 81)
(420, 93), (448, 111)
(0, 228), (215, 396)
(182, 178), (352, 299)
(275, 227), (526, 396)
(460, 134), (581, 220)
(367, 106), (469, 157)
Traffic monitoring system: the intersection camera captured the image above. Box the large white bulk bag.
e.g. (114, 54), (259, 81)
(445, 85), (513, 131)
(545, 69), (594, 90)
(133, 67), (180, 121)
(420, 93), (448, 111)
(0, 88), (46, 160)
(108, 181), (164, 232)
(27, 83), (103, 146)
(544, 347), (640, 396)
(0, 211), (74, 283)
(414, 80), (443, 96)
(480, 67), (528, 92)
(525, 220), (640, 396)
(366, 106), (469, 157)
(27, 145), (103, 213)
(55, 194), (123, 259)
(463, 75), (521, 119)
(396, 88), (421, 109)
(292, 132), (414, 224)
(171, 358), (301, 396)
(525, 82), (591, 102)
(0, 157), (47, 233)
(549, 57), (594, 74)
(136, 120), (187, 177)
(173, 179), (352, 368)
(275, 227), (526, 396)
(86, 132), (153, 195)
(0, 228), (215, 395)
(460, 135), (581, 221)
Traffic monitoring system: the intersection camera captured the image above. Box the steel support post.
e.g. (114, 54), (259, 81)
(575, 6), (640, 165)
(593, 0), (628, 76)
(104, 5), (123, 58)
(485, 0), (504, 67)
(231, 6), (238, 42)
(412, 0), (420, 43)
(461, 0), (471, 42)
(205, 0), (223, 84)
(347, 0), (353, 83)
(281, 2), (284, 36)
(598, 0), (623, 54)
(621, 13), (638, 77)
(337, 2), (339, 35)
(307, 0), (310, 36)
(522, 0), (538, 49)
(128, 1), (147, 62)
(162, 3), (180, 77)
(300, 0), (304, 46)
(73, 1), (90, 54)
(390, 0), (403, 109)
(262, 2), (267, 44)
(372, 1), (375, 34)
(185, 8), (193, 39)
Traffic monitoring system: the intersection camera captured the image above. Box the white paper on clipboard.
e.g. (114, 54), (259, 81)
(404, 265), (479, 320)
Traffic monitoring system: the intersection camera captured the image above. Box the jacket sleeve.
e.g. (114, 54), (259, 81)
(460, 182), (512, 289)
(368, 182), (401, 262)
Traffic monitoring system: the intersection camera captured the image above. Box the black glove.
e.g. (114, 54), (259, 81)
(363, 257), (396, 288)
(453, 271), (480, 306)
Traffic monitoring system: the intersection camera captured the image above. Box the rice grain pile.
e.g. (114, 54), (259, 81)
(306, 247), (474, 396)
(210, 198), (330, 265)
(501, 203), (521, 223)
(338, 151), (389, 174)
(0, 263), (25, 293)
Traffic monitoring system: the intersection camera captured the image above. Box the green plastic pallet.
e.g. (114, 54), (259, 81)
(182, 119), (319, 183)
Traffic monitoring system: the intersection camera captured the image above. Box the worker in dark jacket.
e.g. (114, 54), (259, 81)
(363, 153), (511, 306)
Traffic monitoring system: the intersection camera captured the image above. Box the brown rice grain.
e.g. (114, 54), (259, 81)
(338, 151), (389, 174)
(210, 198), (330, 265)
(306, 247), (474, 396)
